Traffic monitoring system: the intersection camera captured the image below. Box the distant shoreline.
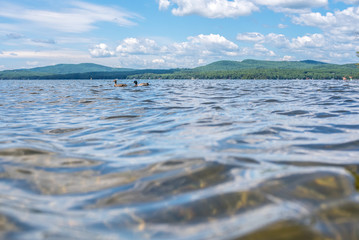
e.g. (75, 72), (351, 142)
(1, 59), (358, 80)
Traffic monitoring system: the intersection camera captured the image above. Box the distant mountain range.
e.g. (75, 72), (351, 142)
(22, 63), (134, 74)
(194, 59), (329, 71)
(0, 60), (357, 80)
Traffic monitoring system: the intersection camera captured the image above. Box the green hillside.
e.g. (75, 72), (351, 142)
(26, 63), (132, 74)
(0, 60), (357, 80)
(193, 59), (332, 72)
(131, 60), (358, 80)
(0, 63), (133, 79)
(0, 63), (133, 78)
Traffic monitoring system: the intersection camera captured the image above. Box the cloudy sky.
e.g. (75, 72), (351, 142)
(0, 0), (358, 70)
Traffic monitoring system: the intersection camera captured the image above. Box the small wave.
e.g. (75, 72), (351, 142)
(229, 156), (260, 165)
(329, 96), (343, 100)
(0, 148), (50, 156)
(201, 122), (233, 127)
(165, 106), (194, 110)
(0, 165), (127, 195)
(78, 99), (94, 104)
(333, 124), (359, 130)
(344, 99), (356, 103)
(2, 79), (359, 239)
(331, 110), (354, 115)
(314, 112), (338, 118)
(101, 115), (139, 120)
(296, 139), (359, 151)
(121, 148), (165, 157)
(248, 128), (278, 135)
(92, 168), (354, 239)
(212, 106), (224, 110)
(46, 127), (86, 134)
(144, 130), (171, 134)
(90, 89), (100, 94)
(274, 110), (309, 116)
(306, 126), (344, 134)
(0, 147), (101, 168)
(263, 99), (282, 103)
(85, 159), (233, 208)
(104, 97), (123, 101)
(201, 101), (217, 105)
(142, 99), (155, 103)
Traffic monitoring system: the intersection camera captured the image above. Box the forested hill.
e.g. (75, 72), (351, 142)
(25, 63), (133, 74)
(134, 60), (358, 80)
(193, 59), (330, 71)
(0, 63), (133, 79)
(0, 60), (357, 80)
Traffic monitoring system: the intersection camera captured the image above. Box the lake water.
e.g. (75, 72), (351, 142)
(1, 79), (359, 240)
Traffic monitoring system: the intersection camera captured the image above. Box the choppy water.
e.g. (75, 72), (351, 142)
(1, 79), (359, 240)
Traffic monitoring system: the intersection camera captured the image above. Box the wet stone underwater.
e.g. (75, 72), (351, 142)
(1, 79), (359, 239)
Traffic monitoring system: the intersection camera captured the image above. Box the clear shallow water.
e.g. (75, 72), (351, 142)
(1, 79), (359, 239)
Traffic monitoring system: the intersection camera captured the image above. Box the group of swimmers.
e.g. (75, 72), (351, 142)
(113, 79), (149, 87)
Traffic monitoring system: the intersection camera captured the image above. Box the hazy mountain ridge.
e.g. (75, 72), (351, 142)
(2, 63), (133, 75)
(26, 63), (133, 74)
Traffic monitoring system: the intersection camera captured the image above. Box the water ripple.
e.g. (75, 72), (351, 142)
(297, 139), (359, 151)
(1, 79), (359, 239)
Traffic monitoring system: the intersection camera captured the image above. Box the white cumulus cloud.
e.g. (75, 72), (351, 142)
(90, 43), (115, 58)
(290, 34), (325, 48)
(292, 7), (359, 43)
(173, 34), (239, 56)
(262, 33), (325, 49)
(152, 58), (165, 64)
(237, 30), (357, 63)
(254, 0), (327, 8)
(188, 34), (239, 50)
(292, 12), (337, 27)
(236, 32), (265, 42)
(159, 0), (259, 18)
(254, 0), (328, 12)
(337, 0), (359, 4)
(158, 0), (330, 18)
(116, 38), (165, 55)
(263, 33), (290, 48)
(293, 7), (359, 31)
(91, 34), (240, 68)
(240, 44), (276, 57)
(281, 55), (295, 61)
(158, 0), (171, 10)
(278, 24), (288, 28)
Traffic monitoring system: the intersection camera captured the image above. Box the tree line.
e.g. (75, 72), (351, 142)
(1, 58), (358, 80)
(128, 67), (359, 80)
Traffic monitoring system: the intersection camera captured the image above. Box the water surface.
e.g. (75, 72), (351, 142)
(1, 79), (359, 239)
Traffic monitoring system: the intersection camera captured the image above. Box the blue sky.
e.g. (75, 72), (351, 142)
(0, 0), (358, 70)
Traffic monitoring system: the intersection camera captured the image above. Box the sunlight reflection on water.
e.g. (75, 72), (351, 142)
(1, 79), (359, 239)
